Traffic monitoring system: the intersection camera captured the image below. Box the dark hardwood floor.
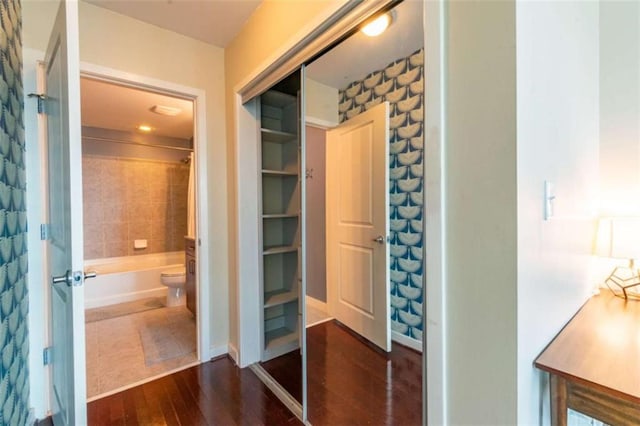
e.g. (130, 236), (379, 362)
(88, 321), (422, 425)
(260, 350), (303, 403)
(87, 356), (302, 425)
(307, 321), (422, 426)
(262, 320), (423, 425)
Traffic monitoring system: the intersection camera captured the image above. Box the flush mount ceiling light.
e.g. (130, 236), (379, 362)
(137, 124), (153, 132)
(361, 11), (393, 37)
(150, 104), (182, 116)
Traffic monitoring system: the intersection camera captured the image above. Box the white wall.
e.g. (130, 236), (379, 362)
(305, 77), (338, 127)
(22, 0), (60, 50)
(599, 1), (640, 216)
(516, 2), (600, 425)
(304, 125), (327, 302)
(444, 2), (518, 424)
(303, 79), (336, 305)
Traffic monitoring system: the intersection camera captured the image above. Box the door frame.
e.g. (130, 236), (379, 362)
(30, 60), (212, 411)
(25, 54), (53, 421)
(234, 1), (446, 425)
(78, 61), (212, 365)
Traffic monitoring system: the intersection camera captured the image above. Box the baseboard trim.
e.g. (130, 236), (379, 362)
(209, 344), (228, 360)
(306, 316), (334, 328)
(305, 295), (327, 312)
(228, 343), (239, 365)
(250, 363), (304, 422)
(392, 330), (423, 353)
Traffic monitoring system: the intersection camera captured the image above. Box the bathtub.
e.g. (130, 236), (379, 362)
(84, 251), (185, 309)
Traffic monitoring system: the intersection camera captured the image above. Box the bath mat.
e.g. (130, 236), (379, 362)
(139, 309), (196, 366)
(85, 297), (164, 323)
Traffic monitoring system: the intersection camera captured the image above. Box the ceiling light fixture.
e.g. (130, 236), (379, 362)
(361, 12), (393, 37)
(137, 125), (153, 132)
(150, 105), (182, 116)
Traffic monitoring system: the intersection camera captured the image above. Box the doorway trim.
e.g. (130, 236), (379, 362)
(78, 61), (212, 363)
(233, 1), (446, 425)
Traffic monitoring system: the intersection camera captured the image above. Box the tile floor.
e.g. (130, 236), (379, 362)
(85, 303), (197, 399)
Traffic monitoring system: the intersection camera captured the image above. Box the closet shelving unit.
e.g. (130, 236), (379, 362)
(259, 88), (301, 362)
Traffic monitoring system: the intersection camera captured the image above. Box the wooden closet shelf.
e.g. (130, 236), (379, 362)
(261, 128), (297, 143)
(264, 289), (298, 308)
(261, 169), (298, 176)
(263, 246), (298, 255)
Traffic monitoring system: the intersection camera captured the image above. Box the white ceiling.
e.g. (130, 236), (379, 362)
(76, 2), (423, 154)
(306, 0), (424, 89)
(80, 78), (194, 139)
(85, 0), (262, 47)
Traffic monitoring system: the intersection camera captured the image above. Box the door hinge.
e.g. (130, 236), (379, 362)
(40, 224), (50, 241)
(28, 93), (47, 114)
(43, 347), (52, 366)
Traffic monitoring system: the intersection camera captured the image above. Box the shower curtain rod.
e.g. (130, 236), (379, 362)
(83, 135), (194, 152)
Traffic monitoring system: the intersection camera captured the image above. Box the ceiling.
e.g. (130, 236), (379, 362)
(85, 0), (262, 47)
(82, 0), (423, 119)
(306, 0), (424, 89)
(80, 78), (194, 139)
(85, 0), (423, 91)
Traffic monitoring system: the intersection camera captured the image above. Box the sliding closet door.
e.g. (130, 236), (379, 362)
(303, 1), (426, 424)
(300, 65), (308, 422)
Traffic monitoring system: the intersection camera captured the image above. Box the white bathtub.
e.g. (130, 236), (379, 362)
(84, 251), (185, 309)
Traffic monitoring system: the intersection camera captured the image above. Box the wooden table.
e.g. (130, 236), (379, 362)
(535, 290), (640, 426)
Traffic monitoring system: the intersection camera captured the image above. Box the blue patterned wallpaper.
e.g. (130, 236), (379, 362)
(0, 0), (30, 424)
(339, 48), (424, 342)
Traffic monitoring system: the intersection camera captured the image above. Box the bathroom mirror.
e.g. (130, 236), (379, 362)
(303, 1), (425, 423)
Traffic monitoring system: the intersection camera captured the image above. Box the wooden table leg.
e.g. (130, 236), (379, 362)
(550, 375), (568, 426)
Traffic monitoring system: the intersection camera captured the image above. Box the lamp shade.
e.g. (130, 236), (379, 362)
(595, 217), (640, 259)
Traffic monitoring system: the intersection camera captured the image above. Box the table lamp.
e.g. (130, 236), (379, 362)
(595, 217), (640, 300)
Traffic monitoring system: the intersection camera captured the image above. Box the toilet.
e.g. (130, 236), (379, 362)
(160, 266), (186, 307)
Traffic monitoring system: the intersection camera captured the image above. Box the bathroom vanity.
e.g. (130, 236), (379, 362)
(185, 237), (197, 315)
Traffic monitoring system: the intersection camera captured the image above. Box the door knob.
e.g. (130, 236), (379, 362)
(373, 235), (386, 244)
(52, 270), (89, 287)
(52, 270), (73, 286)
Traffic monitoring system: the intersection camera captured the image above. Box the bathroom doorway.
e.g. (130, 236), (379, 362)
(79, 76), (201, 399)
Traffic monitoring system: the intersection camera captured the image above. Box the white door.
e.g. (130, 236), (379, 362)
(326, 102), (390, 352)
(44, 2), (86, 425)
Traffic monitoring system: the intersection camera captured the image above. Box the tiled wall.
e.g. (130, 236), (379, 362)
(339, 48), (424, 342)
(82, 156), (189, 259)
(0, 0), (30, 423)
